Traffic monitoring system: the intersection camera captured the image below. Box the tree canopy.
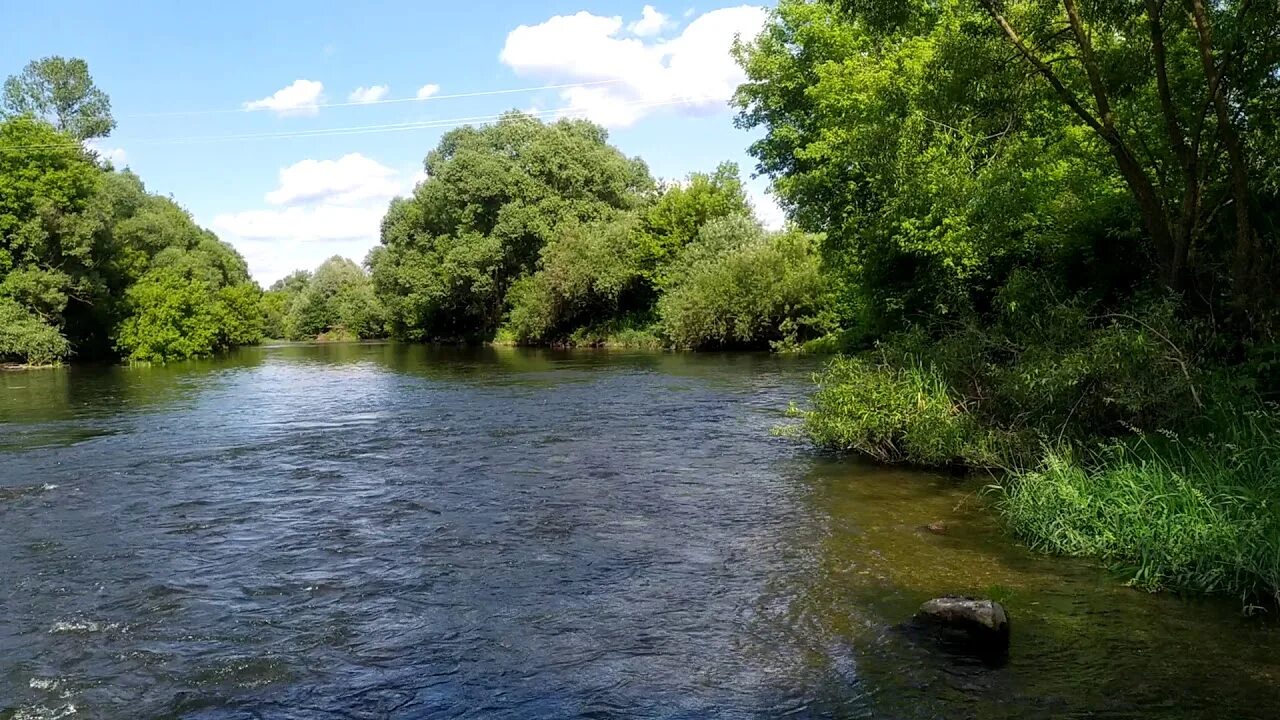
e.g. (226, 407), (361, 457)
(2, 56), (115, 141)
(0, 80), (259, 364)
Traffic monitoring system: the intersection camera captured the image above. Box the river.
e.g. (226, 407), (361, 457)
(2, 343), (1278, 719)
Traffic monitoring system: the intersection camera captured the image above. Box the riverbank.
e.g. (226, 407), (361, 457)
(793, 354), (1280, 605)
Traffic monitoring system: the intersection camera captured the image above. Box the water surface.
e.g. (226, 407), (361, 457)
(2, 344), (1278, 719)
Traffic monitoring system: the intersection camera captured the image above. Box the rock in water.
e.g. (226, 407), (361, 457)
(915, 596), (1010, 657)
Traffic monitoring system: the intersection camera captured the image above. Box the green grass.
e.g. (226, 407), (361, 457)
(795, 353), (1280, 603)
(799, 356), (996, 467)
(996, 412), (1280, 602)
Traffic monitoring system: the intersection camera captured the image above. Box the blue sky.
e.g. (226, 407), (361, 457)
(3, 1), (780, 284)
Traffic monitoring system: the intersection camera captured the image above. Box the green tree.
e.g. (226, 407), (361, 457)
(640, 161), (752, 281)
(283, 256), (383, 340)
(372, 112), (654, 342)
(505, 213), (653, 344)
(2, 57), (115, 140)
(658, 216), (837, 349)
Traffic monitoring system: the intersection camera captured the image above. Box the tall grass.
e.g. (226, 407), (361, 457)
(997, 411), (1280, 602)
(797, 351), (1280, 603)
(800, 357), (995, 467)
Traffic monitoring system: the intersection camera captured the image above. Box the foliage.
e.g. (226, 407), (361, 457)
(1, 63), (262, 364)
(504, 214), (652, 345)
(372, 112), (653, 342)
(639, 161), (752, 282)
(2, 56), (115, 140)
(282, 257), (384, 340)
(0, 297), (70, 364)
(658, 218), (837, 349)
(114, 264), (262, 363)
(998, 411), (1280, 602)
(739, 3), (1280, 599)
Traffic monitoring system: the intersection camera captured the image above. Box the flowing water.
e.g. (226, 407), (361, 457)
(2, 344), (1278, 719)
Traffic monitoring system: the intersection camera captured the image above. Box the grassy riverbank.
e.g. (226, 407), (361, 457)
(794, 352), (1280, 603)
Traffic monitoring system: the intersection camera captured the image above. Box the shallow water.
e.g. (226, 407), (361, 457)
(1, 344), (1278, 719)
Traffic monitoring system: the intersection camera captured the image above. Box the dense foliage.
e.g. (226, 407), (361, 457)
(740, 0), (1280, 600)
(267, 257), (385, 341)
(0, 60), (261, 364)
(370, 113), (834, 349)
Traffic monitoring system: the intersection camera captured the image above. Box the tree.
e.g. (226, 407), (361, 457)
(640, 161), (752, 280)
(3, 57), (115, 140)
(965, 0), (1278, 307)
(281, 256), (384, 340)
(372, 112), (654, 342)
(657, 216), (836, 349)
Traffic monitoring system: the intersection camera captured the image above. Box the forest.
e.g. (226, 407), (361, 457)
(3, 0), (1279, 602)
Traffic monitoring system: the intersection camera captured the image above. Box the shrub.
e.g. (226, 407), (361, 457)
(658, 221), (837, 349)
(799, 356), (991, 466)
(997, 409), (1280, 601)
(0, 297), (70, 364)
(504, 216), (650, 345)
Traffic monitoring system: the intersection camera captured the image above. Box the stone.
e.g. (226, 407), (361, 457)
(914, 596), (1010, 657)
(925, 521), (948, 534)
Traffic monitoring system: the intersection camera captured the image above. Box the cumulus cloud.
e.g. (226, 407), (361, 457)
(85, 140), (127, 167)
(628, 5), (673, 36)
(264, 154), (404, 206)
(499, 5), (767, 127)
(347, 85), (389, 103)
(416, 83), (441, 99)
(244, 79), (325, 116)
(213, 153), (417, 283)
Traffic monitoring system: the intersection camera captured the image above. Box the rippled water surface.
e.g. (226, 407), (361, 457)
(2, 344), (1279, 719)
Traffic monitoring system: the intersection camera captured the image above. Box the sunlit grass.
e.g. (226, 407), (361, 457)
(996, 411), (1280, 603)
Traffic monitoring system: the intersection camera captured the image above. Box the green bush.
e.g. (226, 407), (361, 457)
(658, 220), (837, 349)
(997, 410), (1280, 601)
(799, 356), (990, 466)
(282, 257), (383, 341)
(504, 216), (650, 345)
(0, 297), (70, 364)
(114, 269), (262, 363)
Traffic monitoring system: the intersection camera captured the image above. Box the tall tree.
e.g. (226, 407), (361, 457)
(3, 56), (115, 140)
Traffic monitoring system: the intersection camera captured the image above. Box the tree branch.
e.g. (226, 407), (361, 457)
(976, 0), (1106, 136)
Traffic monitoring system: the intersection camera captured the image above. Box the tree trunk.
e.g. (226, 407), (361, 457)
(1188, 0), (1255, 300)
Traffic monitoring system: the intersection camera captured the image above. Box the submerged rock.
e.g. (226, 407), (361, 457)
(925, 521), (948, 535)
(914, 596), (1010, 658)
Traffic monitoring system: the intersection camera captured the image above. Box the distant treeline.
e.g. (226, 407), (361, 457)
(2, 56), (833, 365)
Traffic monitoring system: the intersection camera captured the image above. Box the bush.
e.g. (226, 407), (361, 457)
(997, 409), (1280, 601)
(870, 284), (1204, 452)
(658, 220), (837, 349)
(799, 356), (991, 466)
(504, 216), (650, 345)
(114, 269), (262, 363)
(0, 297), (70, 364)
(282, 257), (384, 340)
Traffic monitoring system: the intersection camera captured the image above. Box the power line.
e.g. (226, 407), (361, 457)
(0, 95), (720, 152)
(122, 79), (630, 118)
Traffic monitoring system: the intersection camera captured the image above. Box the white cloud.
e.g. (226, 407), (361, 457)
(499, 5), (767, 127)
(348, 85), (389, 103)
(628, 5), (673, 36)
(264, 153), (404, 206)
(244, 79), (325, 116)
(416, 83), (441, 99)
(85, 140), (127, 167)
(212, 154), (418, 283)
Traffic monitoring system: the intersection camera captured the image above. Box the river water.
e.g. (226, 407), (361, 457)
(1, 344), (1278, 719)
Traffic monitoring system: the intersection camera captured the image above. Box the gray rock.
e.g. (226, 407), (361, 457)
(914, 596), (1010, 656)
